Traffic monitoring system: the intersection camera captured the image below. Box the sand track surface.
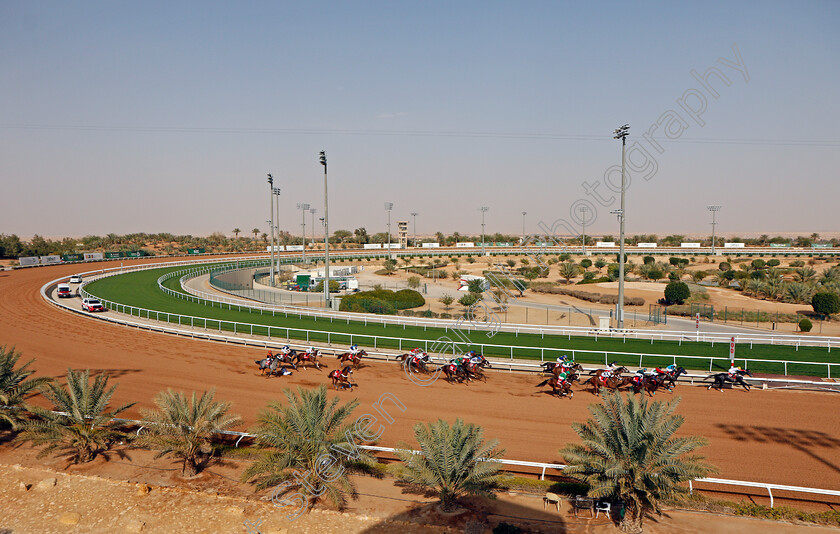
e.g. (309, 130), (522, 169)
(2, 259), (840, 508)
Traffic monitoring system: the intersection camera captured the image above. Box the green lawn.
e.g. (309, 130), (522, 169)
(83, 265), (839, 377)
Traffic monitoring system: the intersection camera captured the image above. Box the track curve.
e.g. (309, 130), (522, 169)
(3, 257), (840, 500)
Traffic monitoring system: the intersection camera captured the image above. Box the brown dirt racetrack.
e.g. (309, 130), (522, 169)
(2, 258), (840, 507)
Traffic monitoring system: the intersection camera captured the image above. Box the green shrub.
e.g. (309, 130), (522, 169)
(577, 276), (611, 285)
(643, 255), (655, 265)
(767, 259), (780, 267)
(580, 258), (592, 269)
(339, 288), (424, 314)
(812, 292), (840, 317)
(751, 259), (766, 269)
(664, 281), (690, 304)
(718, 261), (731, 271)
(799, 318), (813, 332)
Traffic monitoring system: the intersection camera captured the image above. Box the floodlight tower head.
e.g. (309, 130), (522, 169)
(309, 207), (316, 214)
(707, 205), (722, 212)
(613, 124), (630, 140)
(297, 203), (310, 211)
(319, 151), (326, 167)
(267, 173), (273, 185)
(479, 206), (489, 213)
(384, 202), (393, 211)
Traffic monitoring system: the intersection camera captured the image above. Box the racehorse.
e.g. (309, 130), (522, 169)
(469, 354), (493, 369)
(583, 373), (631, 396)
(662, 366), (687, 390)
(254, 356), (293, 377)
(293, 350), (323, 371)
(536, 372), (578, 398)
(541, 361), (581, 375)
(440, 362), (469, 384)
(327, 366), (356, 390)
(272, 350), (298, 370)
(399, 353), (432, 374)
(336, 349), (367, 369)
(551, 362), (583, 378)
(706, 369), (753, 391)
(631, 373), (668, 396)
(463, 362), (486, 382)
(588, 366), (629, 379)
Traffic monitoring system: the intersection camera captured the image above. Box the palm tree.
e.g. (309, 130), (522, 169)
(559, 261), (579, 284)
(15, 369), (134, 463)
(232, 228), (241, 239)
(561, 390), (716, 533)
(784, 282), (813, 304)
(795, 266), (817, 284)
(241, 386), (375, 512)
(252, 228), (260, 241)
(690, 270), (707, 283)
(261, 232), (268, 244)
(0, 346), (52, 430)
(137, 389), (242, 477)
(395, 419), (505, 512)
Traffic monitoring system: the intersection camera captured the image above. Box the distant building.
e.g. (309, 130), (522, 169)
(398, 220), (409, 248)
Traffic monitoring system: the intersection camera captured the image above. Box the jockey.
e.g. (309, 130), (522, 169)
(454, 356), (469, 369)
(601, 369), (613, 380)
(728, 364), (741, 379)
(666, 364), (677, 373)
(607, 361), (619, 372)
(645, 368), (660, 376)
(469, 354), (484, 365)
(556, 354), (569, 364)
(280, 345), (292, 356)
(557, 371), (569, 383)
(349, 344), (360, 356)
(634, 368), (646, 382)
(278, 367), (292, 376)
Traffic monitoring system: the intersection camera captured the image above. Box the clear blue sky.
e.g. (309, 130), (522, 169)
(2, 1), (838, 240)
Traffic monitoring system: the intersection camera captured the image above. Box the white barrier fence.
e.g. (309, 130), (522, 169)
(10, 401), (839, 508)
(185, 264), (837, 351)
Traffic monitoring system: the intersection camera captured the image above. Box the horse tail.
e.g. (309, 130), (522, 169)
(536, 379), (549, 388)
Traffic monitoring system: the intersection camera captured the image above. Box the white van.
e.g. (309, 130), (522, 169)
(57, 284), (72, 298)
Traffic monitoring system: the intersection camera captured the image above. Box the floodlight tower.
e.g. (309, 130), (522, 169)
(411, 212), (419, 247)
(479, 206), (489, 255)
(579, 205), (590, 255)
(267, 174), (275, 285)
(708, 205), (722, 255)
(273, 186), (281, 275)
(297, 203), (310, 263)
(320, 151), (330, 305)
(613, 123), (629, 329)
(521, 211), (527, 243)
(384, 202), (394, 259)
(309, 208), (317, 245)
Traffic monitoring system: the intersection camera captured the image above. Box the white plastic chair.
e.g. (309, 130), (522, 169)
(595, 501), (611, 518)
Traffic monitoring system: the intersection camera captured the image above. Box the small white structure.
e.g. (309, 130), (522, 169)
(680, 242), (701, 248)
(596, 241), (615, 247)
(637, 242), (657, 248)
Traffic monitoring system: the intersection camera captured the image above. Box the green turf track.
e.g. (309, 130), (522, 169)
(84, 265), (839, 377)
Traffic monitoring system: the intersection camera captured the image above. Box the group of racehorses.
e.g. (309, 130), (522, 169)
(255, 346), (753, 396)
(536, 361), (753, 399)
(255, 348), (368, 391)
(394, 351), (493, 383)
